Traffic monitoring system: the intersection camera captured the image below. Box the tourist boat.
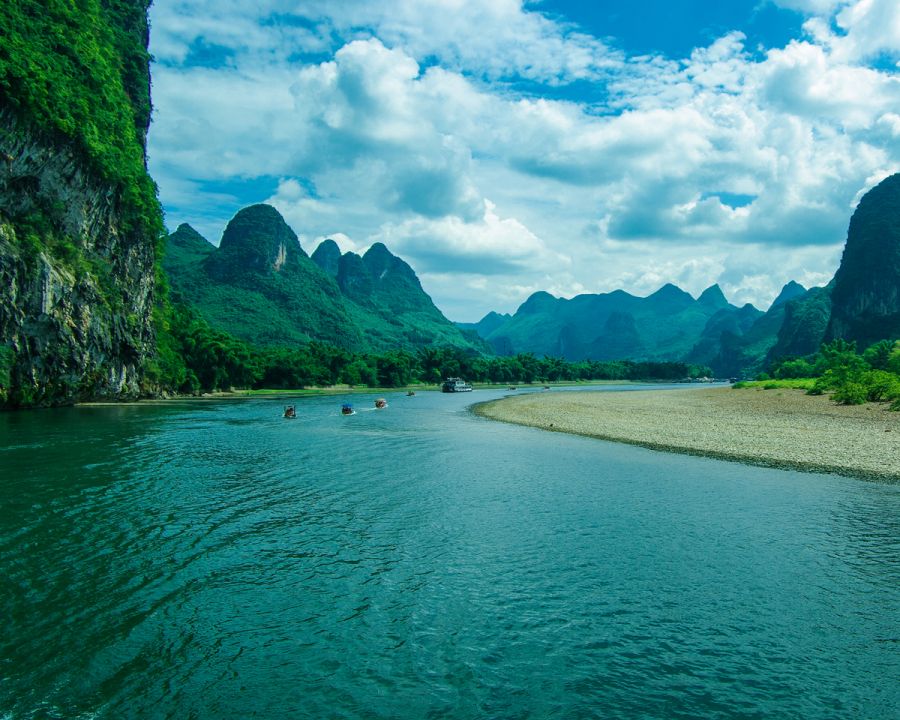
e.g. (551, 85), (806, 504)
(341, 404), (355, 416)
(441, 377), (472, 393)
(375, 398), (387, 409)
(283, 405), (297, 418)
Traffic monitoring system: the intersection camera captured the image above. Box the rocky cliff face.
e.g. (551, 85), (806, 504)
(206, 204), (306, 279)
(0, 109), (156, 407)
(310, 238), (342, 277)
(826, 173), (900, 348)
(336, 252), (374, 302)
(0, 0), (160, 407)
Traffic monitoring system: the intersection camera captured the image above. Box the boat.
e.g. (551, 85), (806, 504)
(406, 390), (416, 397)
(441, 377), (472, 393)
(283, 405), (297, 418)
(375, 398), (387, 409)
(508, 386), (517, 390)
(341, 403), (355, 416)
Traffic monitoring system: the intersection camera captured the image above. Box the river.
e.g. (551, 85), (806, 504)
(1, 385), (898, 719)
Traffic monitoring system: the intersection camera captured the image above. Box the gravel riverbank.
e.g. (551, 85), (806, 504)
(475, 387), (900, 481)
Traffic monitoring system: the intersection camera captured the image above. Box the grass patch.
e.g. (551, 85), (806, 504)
(732, 378), (818, 390)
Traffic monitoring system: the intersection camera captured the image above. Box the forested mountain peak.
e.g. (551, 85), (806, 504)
(771, 281), (807, 309)
(169, 223), (212, 250)
(311, 238), (341, 277)
(210, 204), (306, 277)
(826, 173), (900, 348)
(698, 284), (730, 309)
(646, 283), (695, 312)
(163, 205), (485, 354)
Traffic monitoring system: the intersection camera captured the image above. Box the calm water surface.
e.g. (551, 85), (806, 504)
(1, 386), (898, 719)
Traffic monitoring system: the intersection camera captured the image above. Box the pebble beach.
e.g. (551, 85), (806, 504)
(475, 386), (900, 481)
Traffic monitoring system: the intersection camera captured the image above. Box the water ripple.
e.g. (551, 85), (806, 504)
(1, 391), (898, 719)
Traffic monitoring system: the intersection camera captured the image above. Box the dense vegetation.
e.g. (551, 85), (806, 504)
(147, 305), (712, 394)
(163, 213), (487, 355)
(0, 0), (174, 408)
(0, 0), (162, 240)
(745, 338), (900, 409)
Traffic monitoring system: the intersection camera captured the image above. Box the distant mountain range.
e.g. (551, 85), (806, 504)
(163, 204), (486, 354)
(457, 280), (775, 375)
(456, 273), (858, 377)
(460, 173), (899, 376)
(164, 173), (900, 377)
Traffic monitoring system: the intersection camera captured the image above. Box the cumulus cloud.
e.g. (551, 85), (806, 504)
(297, 0), (623, 83)
(147, 0), (900, 319)
(371, 200), (562, 275)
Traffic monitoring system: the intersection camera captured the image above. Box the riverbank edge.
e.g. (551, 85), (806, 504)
(72, 380), (645, 407)
(472, 389), (900, 483)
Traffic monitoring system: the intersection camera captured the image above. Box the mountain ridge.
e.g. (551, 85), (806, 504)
(164, 204), (486, 354)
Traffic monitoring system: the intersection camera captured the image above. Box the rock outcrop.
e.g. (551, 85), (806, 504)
(206, 204), (305, 279)
(0, 1), (159, 407)
(826, 173), (900, 349)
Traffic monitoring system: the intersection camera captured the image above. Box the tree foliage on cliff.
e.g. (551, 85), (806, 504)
(0, 0), (161, 237)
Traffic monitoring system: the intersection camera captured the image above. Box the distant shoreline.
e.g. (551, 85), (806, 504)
(73, 379), (640, 407)
(474, 387), (900, 482)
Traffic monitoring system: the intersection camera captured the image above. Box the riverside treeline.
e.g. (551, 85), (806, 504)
(150, 305), (713, 393)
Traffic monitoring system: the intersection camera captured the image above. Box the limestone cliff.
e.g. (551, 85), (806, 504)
(0, 0), (160, 406)
(826, 173), (900, 348)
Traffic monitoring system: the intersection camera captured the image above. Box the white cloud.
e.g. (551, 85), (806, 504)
(371, 200), (562, 275)
(298, 0), (623, 83)
(830, 0), (900, 62)
(760, 40), (900, 129)
(771, 0), (845, 14)
(147, 0), (900, 320)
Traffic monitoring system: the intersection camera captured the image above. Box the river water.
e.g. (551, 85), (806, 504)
(1, 386), (898, 719)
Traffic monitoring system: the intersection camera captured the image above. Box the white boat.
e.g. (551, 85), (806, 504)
(441, 377), (472, 393)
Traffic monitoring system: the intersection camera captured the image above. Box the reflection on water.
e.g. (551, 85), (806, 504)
(1, 387), (898, 719)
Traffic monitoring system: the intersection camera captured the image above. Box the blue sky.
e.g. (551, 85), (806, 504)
(147, 0), (900, 320)
(541, 1), (803, 58)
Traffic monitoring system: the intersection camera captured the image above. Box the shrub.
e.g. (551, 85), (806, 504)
(861, 370), (900, 403)
(862, 340), (896, 371)
(774, 357), (815, 379)
(833, 382), (868, 405)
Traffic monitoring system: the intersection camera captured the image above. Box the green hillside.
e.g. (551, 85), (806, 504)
(164, 206), (361, 349)
(481, 283), (752, 364)
(164, 205), (487, 354)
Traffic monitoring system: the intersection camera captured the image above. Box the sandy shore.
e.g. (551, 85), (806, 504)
(475, 387), (900, 482)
